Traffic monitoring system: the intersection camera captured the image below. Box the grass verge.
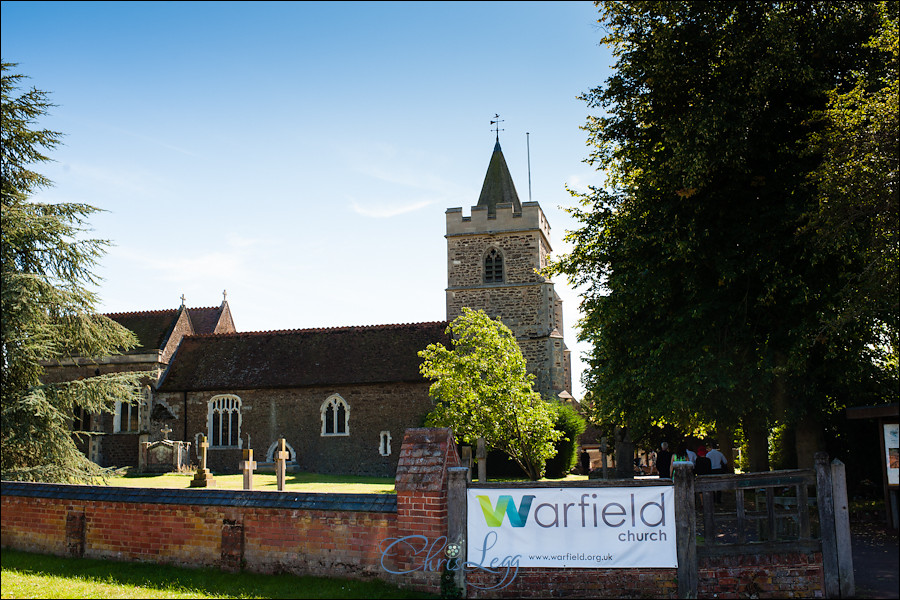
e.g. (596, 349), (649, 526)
(1, 549), (435, 599)
(102, 469), (396, 494)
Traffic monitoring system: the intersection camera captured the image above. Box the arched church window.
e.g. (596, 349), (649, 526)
(208, 394), (242, 447)
(484, 247), (504, 283)
(321, 394), (350, 436)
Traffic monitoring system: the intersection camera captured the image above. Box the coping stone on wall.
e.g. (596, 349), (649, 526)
(0, 481), (397, 513)
(394, 428), (460, 492)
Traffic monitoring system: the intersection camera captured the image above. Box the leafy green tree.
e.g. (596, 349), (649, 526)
(808, 0), (898, 360)
(2, 62), (147, 482)
(544, 402), (587, 479)
(548, 2), (891, 470)
(419, 308), (561, 480)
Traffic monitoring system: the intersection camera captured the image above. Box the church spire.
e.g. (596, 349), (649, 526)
(476, 121), (522, 216)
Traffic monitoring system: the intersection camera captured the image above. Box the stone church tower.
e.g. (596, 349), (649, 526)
(445, 139), (573, 401)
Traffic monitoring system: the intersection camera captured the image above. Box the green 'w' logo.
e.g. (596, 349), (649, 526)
(477, 495), (535, 527)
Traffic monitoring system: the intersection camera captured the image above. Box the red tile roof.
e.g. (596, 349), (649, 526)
(105, 309), (179, 353)
(186, 306), (226, 335)
(157, 321), (450, 392)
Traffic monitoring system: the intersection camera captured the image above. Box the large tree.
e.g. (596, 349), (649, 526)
(419, 308), (561, 480)
(548, 2), (894, 469)
(2, 62), (147, 482)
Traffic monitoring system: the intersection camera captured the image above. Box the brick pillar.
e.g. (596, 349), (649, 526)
(221, 518), (244, 572)
(65, 510), (86, 558)
(393, 428), (461, 590)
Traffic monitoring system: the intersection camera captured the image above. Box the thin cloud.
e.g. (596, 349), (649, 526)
(349, 198), (434, 218)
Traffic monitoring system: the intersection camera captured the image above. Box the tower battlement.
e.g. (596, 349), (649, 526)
(445, 201), (551, 242)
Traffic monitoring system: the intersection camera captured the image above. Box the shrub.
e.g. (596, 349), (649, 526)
(544, 402), (587, 479)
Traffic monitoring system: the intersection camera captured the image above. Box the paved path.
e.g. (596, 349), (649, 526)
(851, 520), (899, 599)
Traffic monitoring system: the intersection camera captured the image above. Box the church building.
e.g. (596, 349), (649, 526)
(55, 138), (572, 476)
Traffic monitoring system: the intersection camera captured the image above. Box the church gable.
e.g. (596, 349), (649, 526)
(189, 302), (236, 336)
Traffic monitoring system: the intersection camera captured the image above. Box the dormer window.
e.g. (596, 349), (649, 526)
(484, 248), (504, 283)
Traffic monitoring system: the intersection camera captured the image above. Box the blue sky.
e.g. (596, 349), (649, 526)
(2, 1), (614, 399)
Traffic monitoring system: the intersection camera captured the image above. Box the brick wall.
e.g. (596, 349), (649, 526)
(698, 552), (825, 598)
(464, 554), (823, 599)
(467, 568), (678, 598)
(0, 486), (402, 581)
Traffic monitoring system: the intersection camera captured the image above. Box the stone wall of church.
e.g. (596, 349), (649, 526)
(156, 381), (434, 477)
(41, 359), (161, 385)
(446, 276), (565, 398)
(446, 231), (550, 289)
(447, 283), (551, 338)
(96, 433), (141, 468)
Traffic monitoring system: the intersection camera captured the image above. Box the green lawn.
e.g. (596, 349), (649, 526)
(101, 469), (397, 494)
(98, 468), (592, 493)
(0, 549), (435, 599)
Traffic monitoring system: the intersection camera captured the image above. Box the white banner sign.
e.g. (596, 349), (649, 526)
(467, 486), (677, 568)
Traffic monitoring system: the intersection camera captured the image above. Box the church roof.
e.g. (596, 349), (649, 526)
(156, 321), (451, 392)
(105, 304), (232, 354)
(476, 140), (522, 215)
(105, 309), (181, 353)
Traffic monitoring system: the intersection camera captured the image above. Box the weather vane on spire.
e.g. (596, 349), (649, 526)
(491, 113), (504, 141)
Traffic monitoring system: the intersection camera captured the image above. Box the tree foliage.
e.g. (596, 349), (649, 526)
(547, 2), (895, 465)
(419, 308), (561, 480)
(808, 1), (899, 357)
(544, 402), (587, 479)
(1, 61), (147, 482)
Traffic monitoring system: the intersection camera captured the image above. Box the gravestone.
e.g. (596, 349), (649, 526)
(190, 434), (216, 488)
(274, 437), (289, 491)
(240, 448), (257, 490)
(139, 425), (191, 473)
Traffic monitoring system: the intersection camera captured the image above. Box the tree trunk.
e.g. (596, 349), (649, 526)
(742, 414), (770, 472)
(795, 414), (825, 470)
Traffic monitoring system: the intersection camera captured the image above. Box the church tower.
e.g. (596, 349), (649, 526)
(446, 138), (572, 400)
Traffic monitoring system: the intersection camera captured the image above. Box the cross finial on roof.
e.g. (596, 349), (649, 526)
(491, 113), (504, 142)
(223, 289), (227, 302)
(180, 294), (186, 307)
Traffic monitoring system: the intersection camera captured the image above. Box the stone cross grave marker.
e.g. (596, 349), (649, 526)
(189, 434), (216, 488)
(275, 437), (289, 491)
(240, 448), (257, 490)
(476, 436), (487, 482)
(160, 424), (172, 440)
(461, 445), (473, 483)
